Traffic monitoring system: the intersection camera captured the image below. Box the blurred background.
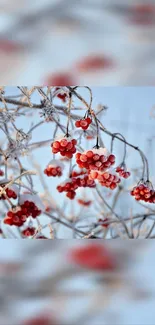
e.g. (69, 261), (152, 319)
(0, 0), (155, 85)
(0, 240), (155, 324)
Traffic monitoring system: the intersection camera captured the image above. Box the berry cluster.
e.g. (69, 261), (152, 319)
(89, 169), (121, 190)
(57, 175), (96, 200)
(75, 117), (92, 130)
(4, 201), (42, 227)
(51, 137), (77, 159)
(0, 185), (17, 200)
(22, 227), (36, 237)
(76, 148), (115, 171)
(116, 166), (131, 179)
(57, 178), (78, 200)
(131, 183), (155, 203)
(44, 160), (63, 177)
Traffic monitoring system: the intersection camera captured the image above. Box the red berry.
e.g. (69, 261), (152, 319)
(52, 138), (77, 159)
(68, 244), (117, 271)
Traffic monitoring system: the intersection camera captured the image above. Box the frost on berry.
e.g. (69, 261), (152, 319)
(22, 227), (36, 237)
(44, 160), (64, 177)
(51, 136), (77, 159)
(70, 169), (87, 178)
(75, 117), (92, 130)
(76, 147), (115, 172)
(0, 180), (18, 200)
(131, 183), (155, 203)
(116, 166), (131, 179)
(57, 174), (96, 200)
(89, 168), (121, 190)
(19, 194), (45, 212)
(4, 194), (44, 227)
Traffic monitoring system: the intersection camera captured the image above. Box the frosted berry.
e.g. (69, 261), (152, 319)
(22, 227), (36, 237)
(0, 185), (18, 200)
(51, 137), (77, 159)
(57, 174), (95, 200)
(57, 178), (78, 200)
(4, 200), (42, 227)
(131, 183), (155, 203)
(116, 166), (131, 179)
(76, 148), (115, 172)
(75, 117), (92, 130)
(44, 160), (63, 177)
(89, 169), (121, 190)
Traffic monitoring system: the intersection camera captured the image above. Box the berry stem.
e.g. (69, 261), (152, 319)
(111, 132), (127, 162)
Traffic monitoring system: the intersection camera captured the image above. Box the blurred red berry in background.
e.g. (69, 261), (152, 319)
(75, 55), (114, 72)
(0, 39), (23, 53)
(68, 244), (117, 271)
(45, 73), (75, 86)
(129, 4), (155, 26)
(23, 315), (56, 325)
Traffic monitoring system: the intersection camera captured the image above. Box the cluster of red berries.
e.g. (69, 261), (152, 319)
(44, 164), (62, 177)
(77, 199), (92, 206)
(76, 148), (115, 171)
(89, 170), (121, 190)
(131, 183), (155, 203)
(116, 166), (131, 179)
(0, 186), (17, 200)
(51, 138), (77, 159)
(57, 175), (96, 200)
(0, 169), (4, 177)
(55, 87), (68, 102)
(75, 117), (92, 130)
(22, 227), (36, 237)
(4, 201), (42, 227)
(57, 178), (78, 199)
